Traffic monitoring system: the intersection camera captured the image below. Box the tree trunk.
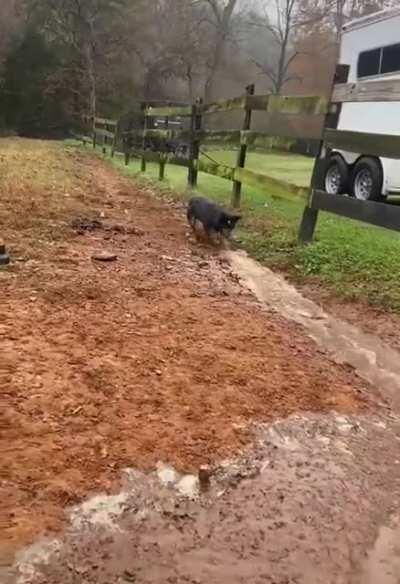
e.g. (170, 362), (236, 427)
(203, 0), (237, 103)
(186, 63), (194, 102)
(204, 34), (225, 102)
(84, 41), (96, 131)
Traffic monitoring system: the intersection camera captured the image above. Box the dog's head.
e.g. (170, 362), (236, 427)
(224, 212), (241, 230)
(220, 212), (241, 236)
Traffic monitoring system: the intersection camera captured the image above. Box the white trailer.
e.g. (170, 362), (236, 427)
(324, 7), (400, 201)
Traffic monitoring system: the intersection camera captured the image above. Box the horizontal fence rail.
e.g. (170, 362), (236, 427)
(324, 129), (400, 159)
(94, 117), (118, 127)
(200, 95), (248, 115)
(125, 127), (322, 143)
(246, 95), (329, 115)
(145, 105), (193, 117)
(84, 69), (400, 242)
(332, 78), (400, 103)
(233, 167), (308, 199)
(144, 94), (332, 117)
(310, 190), (400, 232)
(94, 129), (116, 140)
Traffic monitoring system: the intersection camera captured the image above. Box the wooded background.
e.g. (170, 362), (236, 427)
(0, 0), (395, 137)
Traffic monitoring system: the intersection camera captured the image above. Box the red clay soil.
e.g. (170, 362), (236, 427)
(1, 141), (370, 563)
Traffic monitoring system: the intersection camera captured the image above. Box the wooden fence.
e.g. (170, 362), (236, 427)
(88, 68), (400, 243)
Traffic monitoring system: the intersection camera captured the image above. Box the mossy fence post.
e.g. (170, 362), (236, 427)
(124, 118), (132, 166)
(188, 98), (203, 188)
(159, 154), (166, 181)
(111, 121), (118, 158)
(158, 116), (169, 181)
(92, 115), (97, 150)
(141, 102), (147, 172)
(298, 64), (350, 244)
(232, 83), (255, 208)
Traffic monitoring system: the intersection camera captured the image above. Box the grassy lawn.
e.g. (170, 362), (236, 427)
(200, 149), (313, 187)
(71, 142), (400, 313)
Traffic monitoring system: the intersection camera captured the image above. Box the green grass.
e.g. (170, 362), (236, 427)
(200, 149), (313, 187)
(68, 141), (400, 313)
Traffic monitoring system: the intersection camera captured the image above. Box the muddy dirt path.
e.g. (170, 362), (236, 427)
(6, 413), (400, 584)
(2, 140), (400, 582)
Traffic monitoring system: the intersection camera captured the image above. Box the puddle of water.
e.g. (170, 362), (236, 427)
(361, 518), (400, 584)
(10, 463), (200, 582)
(70, 492), (130, 531)
(13, 539), (61, 584)
(227, 250), (400, 409)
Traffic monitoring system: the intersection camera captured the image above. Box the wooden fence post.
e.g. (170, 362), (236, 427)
(124, 120), (132, 166)
(188, 98), (203, 189)
(124, 137), (131, 166)
(159, 155), (166, 181)
(298, 64), (350, 244)
(141, 102), (147, 172)
(232, 83), (255, 208)
(92, 116), (97, 149)
(111, 120), (118, 158)
(102, 125), (107, 155)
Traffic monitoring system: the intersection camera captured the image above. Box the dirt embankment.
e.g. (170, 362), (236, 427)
(1, 140), (370, 562)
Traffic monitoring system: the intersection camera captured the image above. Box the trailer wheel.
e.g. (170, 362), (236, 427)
(324, 154), (349, 195)
(350, 158), (383, 202)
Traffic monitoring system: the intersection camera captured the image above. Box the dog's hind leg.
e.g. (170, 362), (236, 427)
(187, 208), (197, 230)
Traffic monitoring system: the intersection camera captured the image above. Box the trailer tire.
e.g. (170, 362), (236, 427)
(350, 157), (384, 202)
(324, 154), (349, 195)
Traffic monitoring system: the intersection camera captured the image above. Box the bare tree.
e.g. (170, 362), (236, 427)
(133, 0), (241, 102)
(246, 0), (392, 94)
(131, 0), (209, 101)
(245, 0), (303, 94)
(201, 0), (239, 102)
(302, 0), (397, 40)
(173, 2), (211, 101)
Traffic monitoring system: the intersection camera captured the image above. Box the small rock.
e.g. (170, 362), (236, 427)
(0, 244), (10, 265)
(128, 227), (145, 236)
(177, 475), (199, 498)
(157, 463), (178, 486)
(123, 569), (136, 582)
(71, 217), (102, 233)
(198, 261), (209, 268)
(91, 253), (118, 262)
(110, 224), (126, 233)
(198, 466), (211, 491)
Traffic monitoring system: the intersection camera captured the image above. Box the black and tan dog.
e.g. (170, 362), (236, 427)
(187, 196), (241, 242)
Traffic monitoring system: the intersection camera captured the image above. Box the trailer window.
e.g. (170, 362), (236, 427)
(357, 48), (381, 78)
(381, 43), (400, 75)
